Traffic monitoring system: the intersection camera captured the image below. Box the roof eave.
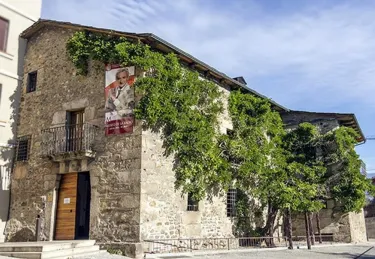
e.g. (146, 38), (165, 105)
(283, 110), (365, 143)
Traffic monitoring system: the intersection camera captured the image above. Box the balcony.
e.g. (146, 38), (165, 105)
(41, 123), (99, 161)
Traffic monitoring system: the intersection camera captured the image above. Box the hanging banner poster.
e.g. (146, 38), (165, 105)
(104, 65), (136, 136)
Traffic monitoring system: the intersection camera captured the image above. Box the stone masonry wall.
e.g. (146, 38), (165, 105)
(281, 112), (340, 134)
(292, 209), (366, 242)
(349, 210), (367, 242)
(139, 86), (234, 241)
(6, 26), (141, 243)
(292, 201), (351, 241)
(365, 217), (375, 239)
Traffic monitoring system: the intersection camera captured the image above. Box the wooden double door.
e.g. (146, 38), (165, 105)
(55, 172), (91, 240)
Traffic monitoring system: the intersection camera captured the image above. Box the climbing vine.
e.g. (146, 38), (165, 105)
(66, 31), (229, 200)
(220, 90), (288, 238)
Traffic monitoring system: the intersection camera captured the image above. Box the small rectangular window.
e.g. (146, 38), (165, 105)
(0, 17), (9, 52)
(187, 193), (199, 211)
(16, 135), (31, 161)
(27, 71), (37, 93)
(226, 129), (234, 137)
(227, 188), (237, 217)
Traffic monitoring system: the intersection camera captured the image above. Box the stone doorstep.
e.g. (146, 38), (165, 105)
(0, 246), (100, 259)
(144, 243), (361, 259)
(0, 240), (96, 253)
(0, 240), (101, 259)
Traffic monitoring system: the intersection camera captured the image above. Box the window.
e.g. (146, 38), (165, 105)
(66, 110), (85, 152)
(227, 188), (237, 217)
(226, 129), (234, 137)
(187, 193), (199, 211)
(27, 71), (37, 93)
(0, 17), (9, 52)
(16, 135), (31, 161)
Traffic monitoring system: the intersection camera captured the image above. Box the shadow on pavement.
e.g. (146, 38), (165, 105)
(311, 246), (375, 259)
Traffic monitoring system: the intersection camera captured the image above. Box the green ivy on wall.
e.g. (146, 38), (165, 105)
(66, 31), (230, 201)
(66, 31), (374, 236)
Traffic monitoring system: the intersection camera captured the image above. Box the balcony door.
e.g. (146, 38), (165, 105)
(66, 110), (85, 152)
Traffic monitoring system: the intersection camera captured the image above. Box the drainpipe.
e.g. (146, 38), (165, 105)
(355, 139), (366, 147)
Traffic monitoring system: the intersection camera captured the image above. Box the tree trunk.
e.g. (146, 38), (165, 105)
(264, 201), (278, 247)
(284, 208), (293, 249)
(308, 212), (315, 245)
(316, 211), (322, 243)
(304, 212), (311, 250)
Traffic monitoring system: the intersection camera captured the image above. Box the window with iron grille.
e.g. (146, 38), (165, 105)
(0, 17), (9, 52)
(187, 193), (199, 211)
(16, 136), (31, 161)
(27, 71), (37, 93)
(227, 188), (237, 217)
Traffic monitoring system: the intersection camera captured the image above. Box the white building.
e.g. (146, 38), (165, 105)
(0, 0), (41, 242)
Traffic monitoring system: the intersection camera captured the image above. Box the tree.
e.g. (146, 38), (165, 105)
(321, 127), (375, 212)
(282, 123), (327, 249)
(219, 90), (288, 245)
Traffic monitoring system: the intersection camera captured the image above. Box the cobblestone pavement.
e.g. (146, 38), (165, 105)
(191, 245), (375, 259)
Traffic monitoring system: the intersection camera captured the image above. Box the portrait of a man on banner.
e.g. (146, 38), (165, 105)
(104, 65), (136, 135)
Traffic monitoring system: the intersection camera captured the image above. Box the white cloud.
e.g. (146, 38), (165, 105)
(42, 0), (375, 168)
(43, 0), (375, 108)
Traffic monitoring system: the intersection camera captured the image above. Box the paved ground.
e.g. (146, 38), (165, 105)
(77, 252), (132, 259)
(75, 244), (375, 259)
(190, 245), (375, 259)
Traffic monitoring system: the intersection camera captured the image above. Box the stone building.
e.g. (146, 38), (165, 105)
(5, 19), (289, 256)
(6, 19), (369, 257)
(281, 110), (367, 242)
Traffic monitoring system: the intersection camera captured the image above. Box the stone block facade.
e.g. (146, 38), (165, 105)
(7, 26), (143, 243)
(140, 130), (233, 241)
(365, 217), (375, 239)
(5, 24), (235, 257)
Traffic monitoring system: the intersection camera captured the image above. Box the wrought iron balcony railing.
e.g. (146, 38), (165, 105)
(41, 123), (99, 159)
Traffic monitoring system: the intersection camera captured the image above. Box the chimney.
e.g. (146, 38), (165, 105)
(232, 76), (247, 85)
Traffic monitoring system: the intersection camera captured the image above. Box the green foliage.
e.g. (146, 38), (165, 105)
(66, 31), (227, 200)
(66, 31), (128, 74)
(107, 248), (124, 255)
(220, 90), (285, 190)
(322, 127), (375, 212)
(221, 91), (288, 235)
(283, 123), (327, 212)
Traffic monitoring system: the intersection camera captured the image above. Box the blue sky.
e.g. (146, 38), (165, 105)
(42, 0), (375, 175)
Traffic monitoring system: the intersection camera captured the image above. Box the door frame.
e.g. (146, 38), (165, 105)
(53, 171), (91, 240)
(75, 172), (91, 239)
